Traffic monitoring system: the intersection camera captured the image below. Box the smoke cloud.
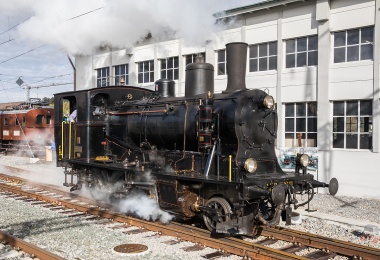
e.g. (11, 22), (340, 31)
(0, 0), (257, 55)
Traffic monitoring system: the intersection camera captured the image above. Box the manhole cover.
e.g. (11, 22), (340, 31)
(113, 243), (148, 254)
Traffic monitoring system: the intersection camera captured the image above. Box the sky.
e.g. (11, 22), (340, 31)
(0, 0), (261, 104)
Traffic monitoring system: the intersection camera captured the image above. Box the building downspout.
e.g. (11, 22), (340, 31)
(67, 55), (76, 91)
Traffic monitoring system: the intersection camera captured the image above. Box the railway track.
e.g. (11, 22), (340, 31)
(1, 172), (380, 259)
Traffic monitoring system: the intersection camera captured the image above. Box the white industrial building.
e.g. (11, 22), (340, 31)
(75, 0), (380, 198)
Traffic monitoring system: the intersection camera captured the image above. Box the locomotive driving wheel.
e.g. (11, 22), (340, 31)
(202, 197), (232, 232)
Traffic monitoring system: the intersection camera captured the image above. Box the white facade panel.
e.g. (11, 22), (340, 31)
(156, 40), (180, 59)
(246, 71), (278, 97)
(245, 13), (278, 44)
(134, 45), (155, 61)
(212, 28), (242, 50)
(281, 67), (317, 102)
(111, 49), (131, 65)
(329, 62), (374, 100)
(330, 0), (375, 32)
(282, 4), (317, 39)
(93, 53), (111, 68)
(319, 150), (380, 198)
(75, 55), (94, 89)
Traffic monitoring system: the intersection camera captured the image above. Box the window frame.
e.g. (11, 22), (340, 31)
(333, 26), (374, 63)
(249, 41), (277, 72)
(332, 100), (372, 150)
(160, 56), (179, 80)
(96, 67), (109, 87)
(137, 60), (154, 84)
(114, 64), (129, 85)
(184, 53), (206, 66)
(284, 102), (318, 147)
(217, 49), (226, 75)
(285, 35), (318, 68)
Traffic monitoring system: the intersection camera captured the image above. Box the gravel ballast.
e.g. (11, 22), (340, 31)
(0, 155), (380, 259)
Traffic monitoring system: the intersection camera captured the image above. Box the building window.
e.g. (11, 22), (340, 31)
(334, 27), (374, 63)
(15, 117), (19, 125)
(161, 57), (179, 80)
(333, 100), (372, 149)
(286, 35), (318, 68)
(4, 118), (8, 126)
(46, 115), (52, 124)
(36, 115), (44, 124)
(217, 50), (226, 75)
(185, 53), (206, 65)
(96, 67), (109, 87)
(138, 60), (154, 83)
(285, 102), (318, 147)
(249, 41), (277, 72)
(22, 117), (26, 126)
(115, 64), (129, 85)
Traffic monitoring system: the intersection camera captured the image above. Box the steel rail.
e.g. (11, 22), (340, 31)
(260, 226), (380, 259)
(0, 181), (302, 260)
(0, 230), (65, 260)
(2, 173), (380, 259)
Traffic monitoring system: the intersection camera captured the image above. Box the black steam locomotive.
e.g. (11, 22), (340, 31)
(54, 42), (338, 235)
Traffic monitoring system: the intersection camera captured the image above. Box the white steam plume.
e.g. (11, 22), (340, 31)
(116, 192), (173, 223)
(0, 0), (258, 55)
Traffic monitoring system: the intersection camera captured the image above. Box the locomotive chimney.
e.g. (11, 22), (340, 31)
(225, 42), (248, 92)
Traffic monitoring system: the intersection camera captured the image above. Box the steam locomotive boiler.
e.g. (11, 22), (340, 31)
(54, 42), (338, 235)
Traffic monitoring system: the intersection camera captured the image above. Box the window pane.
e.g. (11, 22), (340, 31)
(161, 70), (166, 79)
(139, 62), (143, 72)
(346, 134), (358, 149)
(250, 45), (258, 58)
(361, 27), (374, 43)
(334, 31), (346, 47)
(347, 29), (359, 45)
(249, 58), (258, 72)
(218, 51), (225, 62)
(308, 51), (318, 66)
(307, 103), (317, 116)
(125, 64), (129, 74)
(346, 117), (358, 132)
(259, 44), (267, 57)
(360, 134), (372, 149)
(360, 100), (372, 115)
(296, 52), (307, 67)
(333, 133), (344, 148)
(307, 133), (317, 147)
(285, 103), (294, 117)
(268, 56), (277, 70)
(296, 103), (306, 116)
(186, 55), (192, 65)
(144, 62), (149, 71)
(360, 117), (371, 132)
(138, 73), (143, 83)
(167, 70), (173, 80)
(286, 39), (295, 53)
(297, 37), (307, 52)
(149, 61), (154, 71)
(333, 102), (344, 116)
(174, 57), (179, 67)
(333, 117), (344, 132)
(218, 63), (225, 75)
(296, 118), (306, 132)
(346, 101), (358, 115)
(269, 42), (277, 55)
(259, 57), (267, 71)
(285, 118), (294, 132)
(144, 72), (149, 82)
(168, 58), (173, 69)
(347, 45), (359, 62)
(174, 69), (179, 80)
(308, 118), (317, 132)
(286, 54), (295, 68)
(361, 44), (373, 60)
(308, 36), (318, 50)
(150, 72), (154, 82)
(334, 48), (345, 63)
(161, 59), (167, 69)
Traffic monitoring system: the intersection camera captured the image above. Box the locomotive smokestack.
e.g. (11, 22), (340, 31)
(225, 42), (248, 92)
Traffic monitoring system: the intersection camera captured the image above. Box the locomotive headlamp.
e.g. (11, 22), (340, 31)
(263, 95), (275, 109)
(299, 154), (310, 167)
(244, 158), (257, 173)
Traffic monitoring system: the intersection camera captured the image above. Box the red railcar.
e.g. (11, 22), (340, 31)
(0, 100), (54, 156)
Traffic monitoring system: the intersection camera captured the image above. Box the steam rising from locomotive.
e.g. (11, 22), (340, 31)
(54, 42), (338, 235)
